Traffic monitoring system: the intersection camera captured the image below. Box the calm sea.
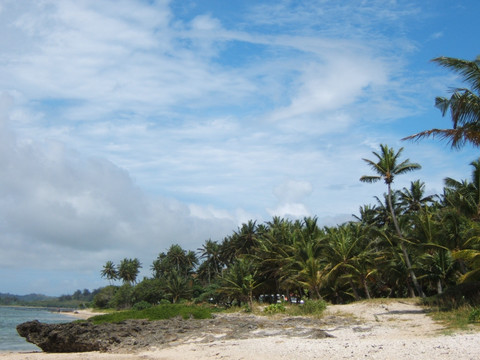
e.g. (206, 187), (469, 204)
(0, 306), (77, 352)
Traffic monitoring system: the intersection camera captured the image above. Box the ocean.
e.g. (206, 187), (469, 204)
(0, 306), (77, 352)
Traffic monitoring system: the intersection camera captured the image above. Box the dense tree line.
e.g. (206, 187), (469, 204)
(97, 151), (480, 308)
(96, 55), (480, 310)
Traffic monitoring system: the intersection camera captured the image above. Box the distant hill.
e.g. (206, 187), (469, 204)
(0, 292), (55, 305)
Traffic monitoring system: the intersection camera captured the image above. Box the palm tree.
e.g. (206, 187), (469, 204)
(403, 55), (480, 148)
(291, 230), (326, 300)
(218, 258), (260, 308)
(234, 220), (259, 255)
(100, 261), (118, 285)
(444, 158), (480, 220)
(399, 180), (437, 213)
(353, 204), (379, 226)
(323, 224), (377, 300)
(162, 270), (191, 303)
(360, 144), (425, 297)
(197, 239), (222, 284)
(118, 258), (142, 284)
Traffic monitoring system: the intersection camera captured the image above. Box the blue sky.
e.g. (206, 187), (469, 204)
(0, 0), (478, 295)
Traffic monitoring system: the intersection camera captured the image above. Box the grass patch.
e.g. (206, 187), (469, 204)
(428, 306), (477, 331)
(422, 282), (480, 310)
(286, 299), (327, 317)
(89, 304), (219, 324)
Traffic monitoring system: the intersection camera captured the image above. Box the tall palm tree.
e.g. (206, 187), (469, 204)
(403, 55), (480, 148)
(234, 220), (259, 255)
(360, 144), (425, 297)
(197, 239), (222, 284)
(118, 258), (142, 284)
(100, 260), (118, 285)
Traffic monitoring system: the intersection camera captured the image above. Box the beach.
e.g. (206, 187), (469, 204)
(2, 300), (479, 360)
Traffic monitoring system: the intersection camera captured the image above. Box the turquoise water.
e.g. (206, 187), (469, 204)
(0, 306), (76, 352)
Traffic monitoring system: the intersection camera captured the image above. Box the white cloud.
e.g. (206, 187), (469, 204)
(0, 100), (237, 282)
(268, 180), (313, 218)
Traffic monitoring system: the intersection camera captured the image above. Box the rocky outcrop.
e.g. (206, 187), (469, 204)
(17, 314), (338, 353)
(17, 320), (108, 352)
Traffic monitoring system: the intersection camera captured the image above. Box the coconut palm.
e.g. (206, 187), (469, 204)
(234, 220), (259, 255)
(197, 239), (222, 284)
(399, 180), (438, 214)
(323, 223), (378, 300)
(291, 231), (326, 300)
(444, 158), (480, 220)
(218, 258), (260, 308)
(100, 260), (118, 285)
(162, 269), (191, 303)
(360, 144), (425, 297)
(403, 55), (480, 148)
(118, 258), (142, 285)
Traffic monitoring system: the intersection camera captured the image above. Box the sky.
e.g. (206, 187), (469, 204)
(0, 0), (478, 296)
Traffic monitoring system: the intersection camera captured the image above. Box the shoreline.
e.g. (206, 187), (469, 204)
(4, 301), (479, 359)
(60, 308), (103, 320)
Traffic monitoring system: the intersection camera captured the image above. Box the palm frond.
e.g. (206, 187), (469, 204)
(432, 56), (480, 93)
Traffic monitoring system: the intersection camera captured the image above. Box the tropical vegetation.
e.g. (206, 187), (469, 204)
(95, 146), (480, 310)
(83, 55), (473, 320)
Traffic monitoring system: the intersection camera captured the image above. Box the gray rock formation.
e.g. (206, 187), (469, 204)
(17, 314), (337, 353)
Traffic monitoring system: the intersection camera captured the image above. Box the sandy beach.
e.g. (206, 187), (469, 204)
(2, 300), (479, 360)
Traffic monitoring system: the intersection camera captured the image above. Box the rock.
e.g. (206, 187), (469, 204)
(17, 314), (345, 353)
(17, 320), (106, 352)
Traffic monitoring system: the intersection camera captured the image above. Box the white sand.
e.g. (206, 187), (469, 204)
(61, 309), (104, 320)
(2, 300), (479, 360)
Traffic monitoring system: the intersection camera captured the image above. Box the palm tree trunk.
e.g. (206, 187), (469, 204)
(362, 278), (371, 299)
(349, 279), (361, 301)
(437, 279), (443, 295)
(387, 184), (425, 298)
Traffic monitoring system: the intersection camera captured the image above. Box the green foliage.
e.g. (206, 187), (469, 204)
(132, 301), (152, 311)
(422, 282), (480, 310)
(468, 307), (480, 323)
(89, 304), (217, 324)
(110, 284), (134, 310)
(430, 306), (477, 331)
(93, 147), (480, 307)
(92, 286), (118, 309)
(290, 299), (327, 316)
(118, 258), (142, 284)
(263, 303), (286, 315)
(0, 290), (95, 308)
(132, 278), (164, 305)
(218, 258), (260, 307)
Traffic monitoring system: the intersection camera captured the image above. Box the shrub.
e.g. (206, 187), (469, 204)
(290, 299), (327, 316)
(92, 286), (118, 309)
(468, 308), (480, 323)
(110, 284), (134, 309)
(423, 282), (480, 310)
(263, 303), (286, 315)
(132, 278), (165, 305)
(132, 301), (152, 311)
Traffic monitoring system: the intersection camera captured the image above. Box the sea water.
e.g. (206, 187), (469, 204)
(0, 306), (76, 352)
